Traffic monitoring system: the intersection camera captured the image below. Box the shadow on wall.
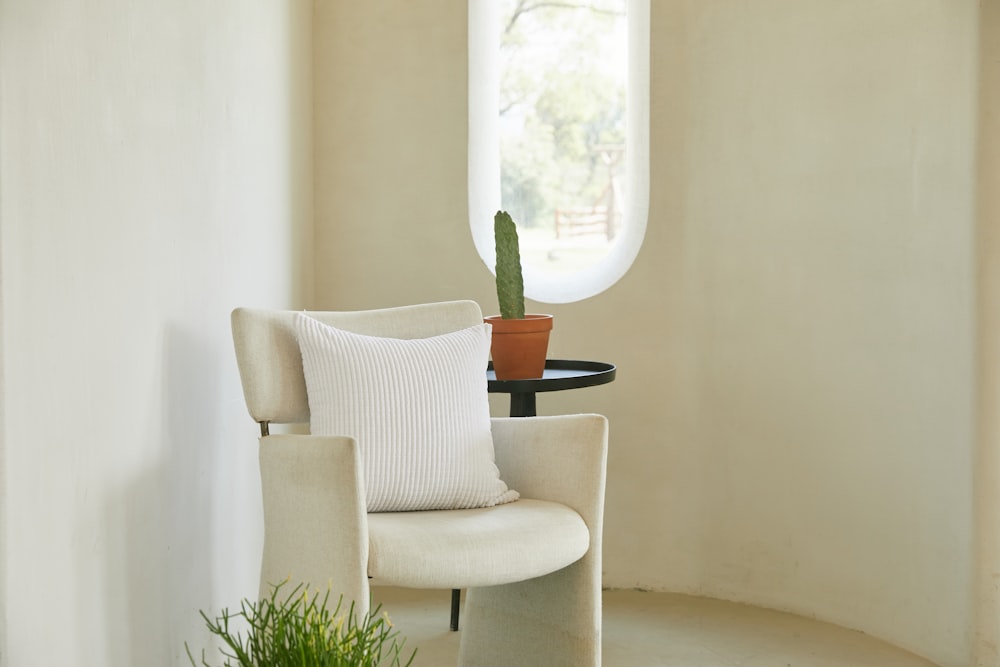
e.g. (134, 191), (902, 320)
(100, 325), (220, 665)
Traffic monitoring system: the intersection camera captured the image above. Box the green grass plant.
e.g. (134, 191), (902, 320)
(186, 581), (415, 667)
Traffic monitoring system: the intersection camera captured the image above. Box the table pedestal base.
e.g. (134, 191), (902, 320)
(450, 588), (460, 631)
(508, 392), (536, 417)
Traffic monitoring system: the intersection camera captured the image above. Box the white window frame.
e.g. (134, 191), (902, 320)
(468, 0), (649, 304)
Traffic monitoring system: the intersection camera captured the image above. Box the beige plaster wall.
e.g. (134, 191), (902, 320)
(642, 5), (977, 667)
(314, 2), (981, 665)
(0, 1), (312, 665)
(976, 1), (1000, 664)
(313, 0), (484, 310)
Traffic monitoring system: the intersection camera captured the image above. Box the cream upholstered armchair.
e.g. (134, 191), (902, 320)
(231, 300), (608, 666)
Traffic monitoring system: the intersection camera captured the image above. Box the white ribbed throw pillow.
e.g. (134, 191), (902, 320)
(295, 313), (519, 512)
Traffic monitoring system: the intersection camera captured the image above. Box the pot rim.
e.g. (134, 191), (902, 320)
(484, 313), (554, 333)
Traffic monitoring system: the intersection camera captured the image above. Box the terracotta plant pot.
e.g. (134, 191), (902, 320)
(484, 314), (553, 380)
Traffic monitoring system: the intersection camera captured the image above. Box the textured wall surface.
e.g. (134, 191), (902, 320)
(0, 1), (312, 665)
(313, 2), (981, 665)
(976, 2), (1000, 665)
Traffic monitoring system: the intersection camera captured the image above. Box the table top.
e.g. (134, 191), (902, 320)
(487, 359), (616, 394)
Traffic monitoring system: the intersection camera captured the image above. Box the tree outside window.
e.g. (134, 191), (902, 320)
(499, 0), (627, 275)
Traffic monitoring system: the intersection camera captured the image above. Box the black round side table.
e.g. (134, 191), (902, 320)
(487, 359), (617, 417)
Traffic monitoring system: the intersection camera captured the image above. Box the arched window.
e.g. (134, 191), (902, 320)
(469, 0), (649, 304)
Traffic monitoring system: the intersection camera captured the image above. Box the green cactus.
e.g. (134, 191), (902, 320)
(494, 210), (525, 320)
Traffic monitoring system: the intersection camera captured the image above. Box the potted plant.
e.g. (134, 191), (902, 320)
(484, 210), (553, 380)
(186, 581), (415, 667)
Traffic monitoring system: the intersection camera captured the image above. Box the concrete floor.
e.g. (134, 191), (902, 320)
(372, 587), (940, 666)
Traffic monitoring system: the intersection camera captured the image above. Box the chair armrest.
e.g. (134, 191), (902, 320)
(258, 434), (370, 613)
(461, 414), (608, 663)
(490, 414), (608, 534)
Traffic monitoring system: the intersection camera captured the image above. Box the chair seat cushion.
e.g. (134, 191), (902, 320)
(367, 499), (589, 588)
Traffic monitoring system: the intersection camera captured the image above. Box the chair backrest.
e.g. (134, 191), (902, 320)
(231, 300), (485, 428)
